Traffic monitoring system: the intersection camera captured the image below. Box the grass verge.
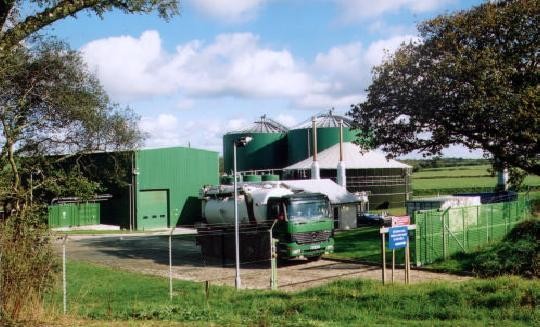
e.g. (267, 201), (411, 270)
(43, 261), (539, 326)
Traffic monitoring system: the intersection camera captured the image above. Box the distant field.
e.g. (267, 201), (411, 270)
(413, 165), (493, 179)
(412, 165), (540, 191)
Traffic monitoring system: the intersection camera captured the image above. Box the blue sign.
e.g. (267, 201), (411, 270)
(388, 226), (408, 250)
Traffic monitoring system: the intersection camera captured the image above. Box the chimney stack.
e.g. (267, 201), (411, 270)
(337, 119), (346, 187)
(310, 116), (320, 179)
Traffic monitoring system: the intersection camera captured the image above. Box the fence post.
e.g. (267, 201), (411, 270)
(62, 235), (68, 315)
(269, 220), (278, 290)
(463, 207), (466, 251)
(442, 212), (447, 260)
(381, 231), (386, 284)
(169, 227), (175, 301)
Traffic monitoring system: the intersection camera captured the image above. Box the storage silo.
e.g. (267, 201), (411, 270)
(287, 110), (358, 165)
(223, 115), (289, 173)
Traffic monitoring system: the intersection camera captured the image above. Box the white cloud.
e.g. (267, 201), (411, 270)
(82, 31), (325, 102)
(335, 0), (454, 21)
(275, 114), (297, 128)
(307, 35), (416, 107)
(190, 0), (267, 22)
(82, 31), (416, 110)
(82, 31), (173, 99)
(140, 114), (241, 151)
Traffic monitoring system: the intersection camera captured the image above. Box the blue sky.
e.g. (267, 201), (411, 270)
(44, 0), (484, 156)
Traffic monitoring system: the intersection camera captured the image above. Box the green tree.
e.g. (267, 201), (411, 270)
(0, 0), (179, 51)
(0, 1), (180, 212)
(350, 0), (539, 175)
(0, 39), (143, 212)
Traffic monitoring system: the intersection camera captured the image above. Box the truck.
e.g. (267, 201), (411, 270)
(196, 182), (335, 261)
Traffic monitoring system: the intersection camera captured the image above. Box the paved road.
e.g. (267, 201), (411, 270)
(57, 234), (470, 291)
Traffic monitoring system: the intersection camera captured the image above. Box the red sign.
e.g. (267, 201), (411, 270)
(391, 215), (410, 227)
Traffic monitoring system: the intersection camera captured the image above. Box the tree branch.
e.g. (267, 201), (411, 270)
(0, 0), (179, 51)
(0, 0), (101, 51)
(0, 0), (16, 31)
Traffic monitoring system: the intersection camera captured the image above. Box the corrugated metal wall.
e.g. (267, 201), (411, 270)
(48, 203), (100, 228)
(135, 147), (219, 229)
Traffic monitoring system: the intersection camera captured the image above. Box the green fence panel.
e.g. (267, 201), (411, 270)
(413, 197), (531, 266)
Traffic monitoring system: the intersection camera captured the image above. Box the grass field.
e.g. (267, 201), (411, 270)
(328, 227), (409, 264)
(44, 261), (539, 326)
(411, 165), (540, 192)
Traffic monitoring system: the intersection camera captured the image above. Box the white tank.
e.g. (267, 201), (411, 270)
(203, 184), (293, 225)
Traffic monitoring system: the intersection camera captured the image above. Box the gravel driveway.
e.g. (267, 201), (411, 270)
(56, 233), (471, 291)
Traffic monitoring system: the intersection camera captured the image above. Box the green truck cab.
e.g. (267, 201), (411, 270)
(267, 193), (334, 260)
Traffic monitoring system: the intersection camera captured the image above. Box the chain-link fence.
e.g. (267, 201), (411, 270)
(413, 197), (531, 266)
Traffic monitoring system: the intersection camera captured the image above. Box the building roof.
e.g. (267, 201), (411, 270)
(280, 179), (363, 204)
(293, 109), (353, 129)
(284, 142), (412, 169)
(226, 115), (289, 134)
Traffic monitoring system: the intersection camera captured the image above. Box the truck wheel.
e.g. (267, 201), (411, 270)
(307, 255), (322, 261)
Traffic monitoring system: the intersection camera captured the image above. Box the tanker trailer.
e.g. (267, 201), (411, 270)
(196, 182), (335, 261)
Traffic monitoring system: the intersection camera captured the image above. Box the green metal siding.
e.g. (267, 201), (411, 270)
(135, 147), (219, 228)
(287, 127), (358, 165)
(223, 132), (287, 172)
(48, 203), (100, 228)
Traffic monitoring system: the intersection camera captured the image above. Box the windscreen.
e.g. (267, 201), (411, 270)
(287, 201), (329, 223)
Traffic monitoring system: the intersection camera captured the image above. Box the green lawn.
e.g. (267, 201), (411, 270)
(411, 165), (540, 193)
(45, 261), (540, 326)
(328, 227), (409, 264)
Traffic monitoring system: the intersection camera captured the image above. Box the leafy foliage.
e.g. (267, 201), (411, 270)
(350, 0), (540, 176)
(0, 209), (57, 322)
(0, 39), (144, 212)
(430, 219), (540, 277)
(473, 219), (540, 278)
(0, 0), (179, 51)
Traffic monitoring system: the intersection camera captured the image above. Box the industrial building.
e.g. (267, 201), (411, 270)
(222, 110), (412, 210)
(49, 146), (218, 230)
(284, 142), (412, 210)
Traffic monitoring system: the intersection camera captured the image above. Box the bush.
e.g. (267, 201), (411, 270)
(472, 219), (540, 278)
(0, 208), (57, 322)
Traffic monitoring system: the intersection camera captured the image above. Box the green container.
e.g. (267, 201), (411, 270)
(221, 175), (241, 185)
(223, 132), (288, 173)
(287, 127), (359, 165)
(262, 174), (280, 181)
(243, 175), (262, 182)
(78, 203), (100, 226)
(48, 203), (100, 228)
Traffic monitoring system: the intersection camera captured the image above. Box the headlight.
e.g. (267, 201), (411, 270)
(291, 249), (300, 255)
(326, 245), (334, 250)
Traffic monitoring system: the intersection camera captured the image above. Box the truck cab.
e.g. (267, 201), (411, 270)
(267, 193), (334, 260)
